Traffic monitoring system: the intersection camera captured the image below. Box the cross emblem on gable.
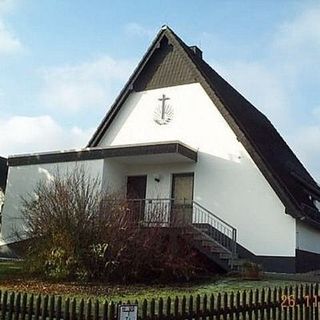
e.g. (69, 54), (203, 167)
(154, 94), (174, 125)
(158, 94), (170, 120)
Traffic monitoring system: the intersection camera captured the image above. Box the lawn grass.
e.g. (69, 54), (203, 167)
(0, 260), (24, 280)
(97, 278), (307, 301)
(0, 260), (308, 302)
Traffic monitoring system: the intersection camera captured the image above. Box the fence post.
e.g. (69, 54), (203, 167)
(277, 287), (282, 320)
(79, 299), (85, 320)
(216, 293), (221, 318)
(235, 291), (240, 320)
(13, 292), (21, 320)
(56, 296), (62, 320)
(181, 296), (186, 318)
(260, 288), (265, 320)
(65, 298), (70, 320)
(94, 300), (99, 320)
(48, 296), (55, 320)
(248, 290), (253, 320)
(21, 293), (27, 320)
(34, 295), (41, 320)
(209, 294), (214, 320)
(283, 287), (288, 320)
(266, 288), (271, 320)
(166, 297), (171, 319)
(150, 298), (155, 320)
(158, 298), (163, 320)
(306, 284), (310, 320)
(188, 295), (193, 318)
(241, 291), (246, 320)
(109, 301), (115, 320)
(102, 301), (108, 320)
(288, 286), (293, 320)
(254, 289), (259, 320)
(41, 295), (48, 320)
(86, 299), (92, 320)
(223, 293), (228, 320)
(315, 284), (319, 320)
(293, 286), (298, 320)
(142, 299), (147, 320)
(203, 294), (207, 316)
(195, 294), (200, 320)
(8, 292), (14, 320)
(27, 294), (33, 320)
(172, 297), (178, 319)
(70, 298), (77, 320)
(229, 292), (234, 320)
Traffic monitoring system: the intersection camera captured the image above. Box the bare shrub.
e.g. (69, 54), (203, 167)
(22, 167), (208, 282)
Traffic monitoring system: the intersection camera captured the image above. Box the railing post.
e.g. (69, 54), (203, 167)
(139, 199), (142, 225)
(230, 228), (237, 270)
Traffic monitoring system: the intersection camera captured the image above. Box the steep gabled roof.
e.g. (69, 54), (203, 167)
(88, 26), (320, 227)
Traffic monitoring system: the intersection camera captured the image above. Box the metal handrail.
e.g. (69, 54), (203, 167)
(192, 201), (236, 230)
(126, 198), (173, 225)
(191, 201), (237, 268)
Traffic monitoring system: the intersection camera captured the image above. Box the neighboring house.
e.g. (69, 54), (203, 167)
(1, 26), (320, 273)
(0, 156), (8, 227)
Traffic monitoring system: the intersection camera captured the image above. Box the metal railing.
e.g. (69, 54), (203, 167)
(126, 198), (173, 225)
(191, 201), (237, 263)
(124, 198), (237, 260)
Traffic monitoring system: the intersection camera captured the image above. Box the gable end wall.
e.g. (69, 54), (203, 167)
(98, 83), (296, 256)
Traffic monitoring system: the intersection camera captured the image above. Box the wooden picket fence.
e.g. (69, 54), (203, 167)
(1, 284), (320, 320)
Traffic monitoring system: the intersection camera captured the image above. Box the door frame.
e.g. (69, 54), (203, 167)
(170, 172), (194, 225)
(126, 175), (147, 224)
(126, 174), (147, 199)
(171, 172), (195, 201)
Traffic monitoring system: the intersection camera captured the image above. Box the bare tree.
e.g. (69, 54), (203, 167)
(22, 167), (208, 282)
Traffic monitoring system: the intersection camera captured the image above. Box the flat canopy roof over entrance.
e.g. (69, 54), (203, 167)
(8, 141), (198, 167)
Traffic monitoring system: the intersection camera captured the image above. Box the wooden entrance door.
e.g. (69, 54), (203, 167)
(126, 175), (147, 222)
(171, 173), (194, 224)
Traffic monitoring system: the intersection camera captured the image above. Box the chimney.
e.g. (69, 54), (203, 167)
(189, 46), (202, 59)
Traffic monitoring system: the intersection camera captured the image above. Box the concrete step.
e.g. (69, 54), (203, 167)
(219, 253), (233, 259)
(193, 235), (209, 242)
(209, 246), (227, 254)
(182, 230), (199, 236)
(197, 227), (210, 233)
(230, 259), (246, 266)
(182, 224), (240, 273)
(199, 241), (226, 251)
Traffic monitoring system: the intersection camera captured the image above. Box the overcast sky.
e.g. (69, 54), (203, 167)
(0, 0), (320, 182)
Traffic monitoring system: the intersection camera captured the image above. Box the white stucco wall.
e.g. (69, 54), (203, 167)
(0, 160), (103, 245)
(126, 162), (195, 199)
(102, 160), (195, 199)
(98, 83), (296, 256)
(296, 221), (320, 254)
(102, 159), (127, 196)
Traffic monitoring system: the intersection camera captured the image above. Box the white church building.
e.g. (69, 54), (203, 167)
(1, 26), (320, 273)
